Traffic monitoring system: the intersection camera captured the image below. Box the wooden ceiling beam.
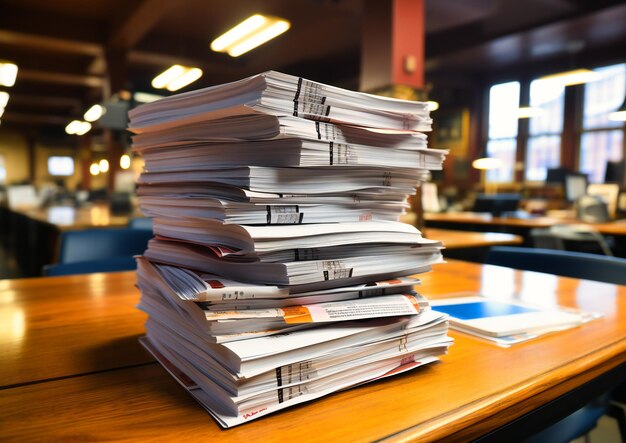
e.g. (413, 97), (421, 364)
(8, 94), (82, 109)
(0, 29), (102, 57)
(2, 112), (70, 126)
(18, 70), (104, 88)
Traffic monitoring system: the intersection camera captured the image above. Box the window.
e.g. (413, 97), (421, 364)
(486, 81), (519, 182)
(48, 156), (75, 176)
(579, 63), (626, 183)
(525, 78), (565, 181)
(0, 154), (6, 183)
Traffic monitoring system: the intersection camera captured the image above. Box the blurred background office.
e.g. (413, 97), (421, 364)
(1, 0), (625, 279)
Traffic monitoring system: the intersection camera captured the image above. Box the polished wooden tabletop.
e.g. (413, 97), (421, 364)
(15, 203), (135, 230)
(424, 227), (522, 249)
(425, 211), (626, 235)
(1, 261), (626, 442)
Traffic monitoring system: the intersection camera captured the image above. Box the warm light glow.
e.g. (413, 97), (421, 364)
(152, 65), (185, 89)
(539, 69), (600, 87)
(166, 67), (203, 92)
(0, 62), (18, 87)
(98, 159), (109, 173)
(134, 92), (165, 103)
(229, 20), (290, 57)
(211, 14), (290, 57)
(120, 154), (131, 169)
(0, 91), (8, 108)
(84, 104), (104, 122)
(0, 108), (4, 118)
(472, 157), (504, 170)
(90, 163), (100, 175)
(426, 101), (439, 112)
(516, 106), (545, 119)
(151, 65), (202, 91)
(211, 15), (267, 51)
(608, 110), (626, 121)
(65, 120), (91, 135)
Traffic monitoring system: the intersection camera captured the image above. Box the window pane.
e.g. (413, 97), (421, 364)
(486, 139), (516, 182)
(583, 63), (626, 130)
(579, 130), (624, 183)
(488, 81), (520, 139)
(525, 135), (561, 181)
(529, 79), (564, 135)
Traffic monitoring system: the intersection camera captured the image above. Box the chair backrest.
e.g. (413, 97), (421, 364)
(43, 257), (137, 276)
(57, 228), (153, 264)
(485, 246), (626, 285)
(128, 217), (152, 230)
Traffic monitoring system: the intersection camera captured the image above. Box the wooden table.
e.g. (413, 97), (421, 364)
(425, 212), (626, 255)
(1, 262), (625, 442)
(424, 227), (522, 249)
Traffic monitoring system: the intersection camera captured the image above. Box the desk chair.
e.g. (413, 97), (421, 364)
(485, 246), (626, 442)
(43, 257), (137, 276)
(485, 246), (626, 285)
(56, 228), (153, 264)
(530, 224), (613, 256)
(129, 217), (152, 230)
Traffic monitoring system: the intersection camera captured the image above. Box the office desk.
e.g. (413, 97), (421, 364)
(424, 228), (523, 249)
(425, 212), (626, 254)
(2, 262), (625, 442)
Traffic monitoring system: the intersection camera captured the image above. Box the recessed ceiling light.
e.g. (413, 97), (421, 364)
(211, 14), (290, 57)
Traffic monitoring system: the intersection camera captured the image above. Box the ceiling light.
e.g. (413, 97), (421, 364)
(608, 98), (626, 122)
(539, 69), (600, 87)
(89, 163), (100, 176)
(211, 14), (290, 57)
(65, 120), (91, 136)
(0, 62), (18, 87)
(517, 106), (545, 119)
(472, 157), (503, 170)
(99, 159), (109, 173)
(133, 92), (165, 103)
(84, 104), (104, 122)
(0, 91), (8, 108)
(0, 108), (4, 118)
(426, 101), (439, 112)
(120, 154), (131, 170)
(151, 65), (203, 91)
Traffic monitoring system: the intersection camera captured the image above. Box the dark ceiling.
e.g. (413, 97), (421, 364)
(0, 0), (625, 136)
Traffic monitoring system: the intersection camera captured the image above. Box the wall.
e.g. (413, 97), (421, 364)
(0, 129), (29, 184)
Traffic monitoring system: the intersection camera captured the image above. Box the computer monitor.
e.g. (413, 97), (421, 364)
(546, 167), (571, 184)
(472, 194), (521, 216)
(564, 173), (588, 202)
(604, 160), (625, 185)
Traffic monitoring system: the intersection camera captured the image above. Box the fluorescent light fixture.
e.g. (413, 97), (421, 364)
(426, 101), (439, 112)
(211, 14), (290, 57)
(133, 92), (165, 103)
(539, 69), (600, 87)
(98, 159), (109, 173)
(120, 154), (131, 170)
(89, 163), (100, 176)
(608, 110), (626, 122)
(0, 62), (18, 87)
(608, 98), (626, 122)
(472, 157), (503, 170)
(65, 120), (91, 136)
(83, 104), (104, 122)
(517, 106), (545, 119)
(0, 108), (4, 118)
(151, 65), (203, 91)
(0, 91), (8, 108)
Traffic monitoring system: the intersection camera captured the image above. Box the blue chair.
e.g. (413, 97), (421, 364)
(485, 246), (626, 442)
(43, 257), (138, 276)
(129, 217), (152, 230)
(56, 228), (153, 264)
(484, 246), (626, 285)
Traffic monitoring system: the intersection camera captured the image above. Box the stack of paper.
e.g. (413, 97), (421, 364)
(130, 71), (452, 427)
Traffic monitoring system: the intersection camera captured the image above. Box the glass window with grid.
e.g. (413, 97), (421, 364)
(486, 81), (519, 182)
(579, 63), (626, 183)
